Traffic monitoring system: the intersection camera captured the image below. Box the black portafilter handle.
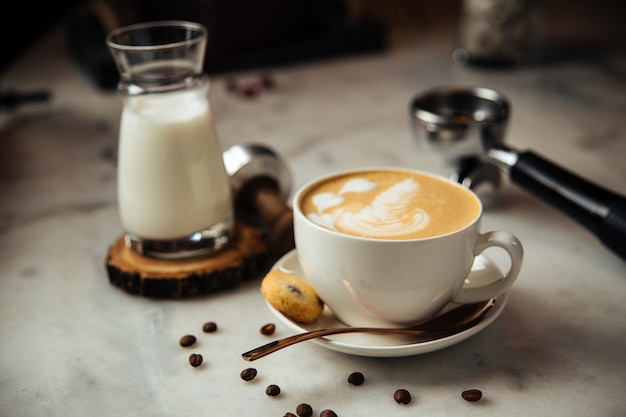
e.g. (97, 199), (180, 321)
(509, 150), (626, 261)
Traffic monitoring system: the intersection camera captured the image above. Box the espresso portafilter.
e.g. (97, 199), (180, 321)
(410, 85), (626, 261)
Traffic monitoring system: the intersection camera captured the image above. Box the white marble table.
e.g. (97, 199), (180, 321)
(1, 17), (625, 417)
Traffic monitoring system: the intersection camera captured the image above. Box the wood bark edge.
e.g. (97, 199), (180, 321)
(105, 222), (272, 298)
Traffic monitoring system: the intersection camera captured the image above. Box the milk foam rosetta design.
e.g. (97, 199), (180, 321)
(306, 177), (430, 238)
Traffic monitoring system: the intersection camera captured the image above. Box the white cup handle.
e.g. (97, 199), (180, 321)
(452, 231), (524, 304)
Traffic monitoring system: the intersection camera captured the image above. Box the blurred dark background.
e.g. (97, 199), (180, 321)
(1, 0), (625, 88)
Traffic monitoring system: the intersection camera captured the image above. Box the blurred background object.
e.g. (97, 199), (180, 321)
(0, 0), (84, 75)
(66, 0), (388, 89)
(0, 0), (624, 90)
(453, 0), (541, 68)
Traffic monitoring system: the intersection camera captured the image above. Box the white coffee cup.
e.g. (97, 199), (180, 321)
(293, 167), (523, 328)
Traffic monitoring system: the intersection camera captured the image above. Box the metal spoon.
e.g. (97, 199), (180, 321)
(242, 298), (497, 361)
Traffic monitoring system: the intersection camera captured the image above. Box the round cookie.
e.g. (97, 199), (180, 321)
(261, 270), (324, 324)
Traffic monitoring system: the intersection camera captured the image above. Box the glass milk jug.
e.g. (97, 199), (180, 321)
(107, 21), (233, 259)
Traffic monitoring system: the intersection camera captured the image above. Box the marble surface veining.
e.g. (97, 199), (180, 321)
(1, 13), (626, 417)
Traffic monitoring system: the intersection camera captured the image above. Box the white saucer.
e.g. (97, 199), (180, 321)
(266, 249), (507, 358)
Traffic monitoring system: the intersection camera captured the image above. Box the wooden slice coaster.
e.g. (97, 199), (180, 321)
(106, 222), (272, 298)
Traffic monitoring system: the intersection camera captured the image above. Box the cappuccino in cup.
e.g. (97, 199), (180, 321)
(300, 169), (480, 240)
(294, 168), (523, 328)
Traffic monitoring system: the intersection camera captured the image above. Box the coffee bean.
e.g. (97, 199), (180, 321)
(462, 389), (483, 402)
(348, 371), (364, 386)
(188, 353), (203, 367)
(266, 384), (281, 396)
(179, 335), (196, 347)
(240, 367), (258, 381)
(241, 84), (260, 98)
(202, 322), (218, 333)
(394, 388), (411, 404)
(260, 323), (276, 336)
(225, 77), (238, 92)
(259, 73), (275, 89)
(320, 410), (337, 417)
(296, 403), (313, 417)
(284, 413), (297, 417)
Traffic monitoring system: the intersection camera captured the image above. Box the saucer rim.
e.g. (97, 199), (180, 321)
(265, 249), (507, 358)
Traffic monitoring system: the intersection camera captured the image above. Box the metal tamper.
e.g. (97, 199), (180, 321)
(223, 143), (294, 257)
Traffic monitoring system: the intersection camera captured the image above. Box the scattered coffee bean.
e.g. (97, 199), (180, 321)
(240, 367), (258, 381)
(225, 77), (238, 92)
(241, 84), (260, 98)
(179, 335), (196, 347)
(462, 389), (483, 402)
(225, 73), (276, 99)
(188, 353), (203, 367)
(260, 73), (275, 89)
(260, 323), (276, 336)
(202, 322), (218, 333)
(320, 410), (337, 417)
(394, 388), (412, 404)
(348, 371), (364, 386)
(284, 413), (297, 417)
(266, 384), (281, 396)
(296, 403), (313, 417)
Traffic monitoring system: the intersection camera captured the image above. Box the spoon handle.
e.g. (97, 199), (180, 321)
(242, 299), (496, 361)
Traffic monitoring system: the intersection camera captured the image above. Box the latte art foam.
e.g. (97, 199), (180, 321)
(307, 178), (430, 238)
(300, 170), (480, 240)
